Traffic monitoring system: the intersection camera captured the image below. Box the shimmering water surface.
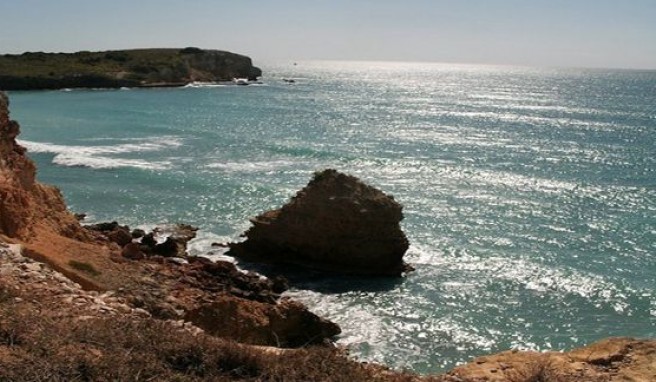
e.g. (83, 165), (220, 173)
(8, 62), (656, 373)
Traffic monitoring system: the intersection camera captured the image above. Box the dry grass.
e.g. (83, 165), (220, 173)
(504, 357), (575, 382)
(0, 290), (419, 382)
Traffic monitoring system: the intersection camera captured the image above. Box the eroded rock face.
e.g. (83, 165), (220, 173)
(229, 169), (411, 276)
(0, 92), (89, 241)
(185, 295), (341, 348)
(113, 255), (339, 347)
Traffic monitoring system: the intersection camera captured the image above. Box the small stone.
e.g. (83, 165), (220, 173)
(122, 242), (146, 260)
(167, 257), (188, 265)
(113, 303), (133, 314)
(22, 263), (42, 272)
(98, 306), (115, 313)
(52, 273), (70, 283)
(132, 308), (151, 317)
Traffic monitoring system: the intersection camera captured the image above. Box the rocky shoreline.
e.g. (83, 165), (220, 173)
(1, 90), (655, 381)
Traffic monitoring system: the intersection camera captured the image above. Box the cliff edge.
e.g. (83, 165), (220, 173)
(0, 92), (88, 240)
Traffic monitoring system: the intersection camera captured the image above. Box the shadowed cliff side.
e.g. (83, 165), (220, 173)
(0, 48), (262, 90)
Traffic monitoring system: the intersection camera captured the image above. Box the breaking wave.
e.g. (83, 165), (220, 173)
(19, 136), (183, 170)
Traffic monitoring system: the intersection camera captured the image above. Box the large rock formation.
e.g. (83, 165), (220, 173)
(0, 48), (262, 90)
(229, 169), (411, 276)
(0, 92), (87, 240)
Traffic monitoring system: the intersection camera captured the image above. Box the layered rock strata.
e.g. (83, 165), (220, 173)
(229, 169), (412, 276)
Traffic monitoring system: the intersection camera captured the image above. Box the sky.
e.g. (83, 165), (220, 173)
(1, 0), (655, 69)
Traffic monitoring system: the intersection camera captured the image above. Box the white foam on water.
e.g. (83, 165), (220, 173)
(187, 231), (235, 262)
(183, 82), (229, 88)
(19, 136), (182, 170)
(205, 159), (299, 173)
(436, 252), (635, 313)
(285, 289), (387, 348)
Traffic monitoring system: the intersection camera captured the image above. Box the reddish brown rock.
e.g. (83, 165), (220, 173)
(185, 295), (340, 348)
(446, 337), (656, 382)
(229, 169), (411, 276)
(121, 242), (145, 260)
(0, 91), (90, 242)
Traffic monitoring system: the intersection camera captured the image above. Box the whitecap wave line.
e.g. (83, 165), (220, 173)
(18, 137), (182, 170)
(55, 155), (172, 170)
(206, 159), (300, 173)
(183, 82), (229, 88)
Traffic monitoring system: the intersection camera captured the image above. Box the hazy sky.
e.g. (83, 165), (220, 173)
(1, 0), (655, 69)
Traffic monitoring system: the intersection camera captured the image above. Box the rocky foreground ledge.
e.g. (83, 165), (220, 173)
(1, 91), (655, 381)
(0, 48), (262, 90)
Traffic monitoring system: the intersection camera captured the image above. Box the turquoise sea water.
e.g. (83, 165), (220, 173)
(7, 61), (656, 373)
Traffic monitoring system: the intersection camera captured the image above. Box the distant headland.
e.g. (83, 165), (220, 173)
(0, 48), (262, 90)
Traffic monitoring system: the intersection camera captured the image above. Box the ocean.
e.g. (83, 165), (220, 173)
(7, 61), (656, 373)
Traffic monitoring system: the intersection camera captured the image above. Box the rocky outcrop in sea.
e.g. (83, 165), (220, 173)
(229, 169), (412, 276)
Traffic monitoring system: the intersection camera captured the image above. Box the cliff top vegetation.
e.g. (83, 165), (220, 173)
(0, 48), (261, 90)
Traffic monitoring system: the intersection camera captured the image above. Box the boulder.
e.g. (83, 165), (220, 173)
(228, 169), (411, 276)
(152, 224), (198, 257)
(121, 242), (145, 260)
(185, 295), (340, 347)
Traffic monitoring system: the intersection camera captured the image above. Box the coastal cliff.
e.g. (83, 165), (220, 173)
(0, 92), (89, 241)
(0, 48), (262, 90)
